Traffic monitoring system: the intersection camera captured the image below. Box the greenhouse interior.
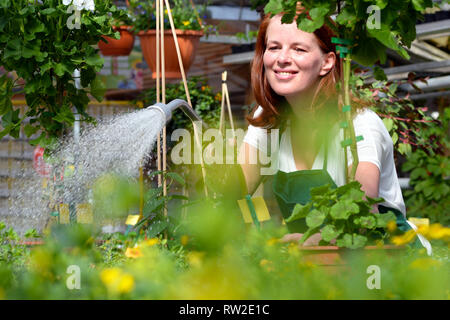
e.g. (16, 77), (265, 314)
(0, 0), (449, 303)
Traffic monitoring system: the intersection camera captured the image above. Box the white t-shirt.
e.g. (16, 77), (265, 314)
(243, 106), (406, 216)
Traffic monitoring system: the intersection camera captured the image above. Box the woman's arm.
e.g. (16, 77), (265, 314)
(238, 141), (263, 196)
(353, 161), (380, 199)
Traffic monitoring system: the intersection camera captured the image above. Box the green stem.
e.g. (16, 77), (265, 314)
(343, 57), (359, 181)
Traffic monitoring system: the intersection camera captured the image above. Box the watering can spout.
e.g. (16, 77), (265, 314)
(147, 99), (208, 129)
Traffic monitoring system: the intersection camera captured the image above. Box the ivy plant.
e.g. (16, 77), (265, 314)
(0, 0), (122, 149)
(286, 181), (397, 249)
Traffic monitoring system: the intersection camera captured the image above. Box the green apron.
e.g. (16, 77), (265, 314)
(272, 131), (336, 233)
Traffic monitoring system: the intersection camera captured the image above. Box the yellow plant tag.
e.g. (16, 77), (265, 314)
(237, 196), (271, 224)
(408, 217), (429, 227)
(42, 178), (47, 189)
(77, 203), (93, 224)
(59, 203), (70, 224)
(125, 214), (140, 226)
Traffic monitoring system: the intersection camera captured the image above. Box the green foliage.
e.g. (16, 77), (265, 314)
(286, 181), (396, 249)
(402, 109), (450, 225)
(0, 222), (38, 270)
(128, 0), (212, 32)
(260, 0), (436, 67)
(137, 76), (221, 131)
(353, 73), (443, 158)
(0, 0), (121, 148)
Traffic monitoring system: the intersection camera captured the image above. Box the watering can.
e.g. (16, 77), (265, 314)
(146, 99), (248, 208)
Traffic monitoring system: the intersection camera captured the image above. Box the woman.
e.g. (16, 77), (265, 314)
(238, 13), (429, 250)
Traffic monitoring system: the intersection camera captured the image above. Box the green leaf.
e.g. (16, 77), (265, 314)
(146, 219), (168, 238)
(166, 172), (185, 186)
(336, 6), (357, 28)
(382, 118), (394, 131)
(336, 233), (367, 249)
(359, 215), (376, 229)
(321, 224), (342, 242)
(264, 0), (284, 16)
(375, 211), (397, 228)
(330, 200), (359, 220)
(24, 124), (39, 137)
(352, 36), (386, 66)
(286, 202), (312, 223)
(298, 226), (320, 246)
(90, 76), (106, 101)
(306, 209), (326, 228)
(411, 0), (433, 11)
(85, 53), (104, 69)
(3, 39), (22, 60)
(373, 66), (387, 81)
(368, 24), (410, 60)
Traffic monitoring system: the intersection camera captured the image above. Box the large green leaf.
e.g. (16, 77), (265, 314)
(368, 24), (410, 60)
(306, 209), (326, 228)
(375, 211), (397, 228)
(330, 200), (359, 220)
(264, 0), (284, 15)
(286, 202), (312, 223)
(321, 224), (342, 242)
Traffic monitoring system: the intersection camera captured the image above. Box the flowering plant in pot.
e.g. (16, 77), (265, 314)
(128, 0), (213, 79)
(98, 9), (136, 56)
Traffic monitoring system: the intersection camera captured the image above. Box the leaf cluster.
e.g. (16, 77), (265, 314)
(0, 0), (121, 148)
(286, 181), (396, 249)
(261, 0), (436, 66)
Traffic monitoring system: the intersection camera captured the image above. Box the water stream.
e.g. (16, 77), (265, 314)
(6, 108), (166, 234)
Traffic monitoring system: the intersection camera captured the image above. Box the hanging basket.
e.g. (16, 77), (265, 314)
(98, 26), (135, 56)
(138, 29), (203, 79)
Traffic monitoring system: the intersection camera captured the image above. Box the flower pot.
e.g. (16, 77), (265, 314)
(98, 26), (135, 56)
(138, 29), (203, 79)
(298, 245), (406, 274)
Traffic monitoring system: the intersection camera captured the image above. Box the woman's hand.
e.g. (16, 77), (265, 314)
(280, 232), (323, 246)
(280, 232), (337, 246)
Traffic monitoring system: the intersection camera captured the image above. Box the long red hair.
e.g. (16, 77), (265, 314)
(248, 13), (343, 128)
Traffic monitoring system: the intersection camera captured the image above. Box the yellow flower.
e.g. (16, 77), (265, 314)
(100, 268), (122, 286)
(125, 247), (142, 259)
(215, 92), (222, 101)
(117, 274), (135, 294)
(144, 238), (160, 247)
(391, 229), (416, 246)
(409, 258), (442, 271)
(182, 20), (191, 26)
(100, 268), (135, 294)
(260, 259), (274, 272)
(387, 220), (397, 233)
(181, 235), (189, 246)
(266, 237), (279, 246)
(417, 223), (450, 240)
(186, 251), (205, 267)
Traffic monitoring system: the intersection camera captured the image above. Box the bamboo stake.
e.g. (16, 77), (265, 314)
(156, 0), (162, 188)
(164, 0), (208, 198)
(160, 0), (168, 217)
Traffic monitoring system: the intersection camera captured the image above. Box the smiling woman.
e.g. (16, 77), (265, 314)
(238, 11), (418, 246)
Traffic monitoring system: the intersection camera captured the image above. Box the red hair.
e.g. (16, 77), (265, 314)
(248, 13), (342, 128)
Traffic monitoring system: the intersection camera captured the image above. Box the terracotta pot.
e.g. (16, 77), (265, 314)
(138, 29), (203, 79)
(298, 245), (405, 273)
(98, 26), (135, 56)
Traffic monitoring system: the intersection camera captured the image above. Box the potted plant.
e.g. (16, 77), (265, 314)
(0, 0), (118, 148)
(285, 181), (402, 268)
(128, 0), (211, 79)
(98, 9), (136, 57)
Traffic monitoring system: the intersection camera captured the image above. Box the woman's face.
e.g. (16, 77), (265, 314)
(263, 15), (335, 104)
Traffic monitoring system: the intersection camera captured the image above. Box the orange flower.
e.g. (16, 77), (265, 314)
(125, 247), (142, 259)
